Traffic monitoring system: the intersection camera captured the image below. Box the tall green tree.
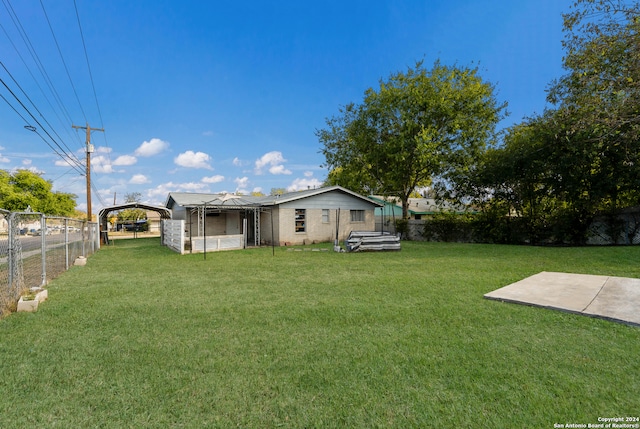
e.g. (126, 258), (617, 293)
(548, 0), (640, 212)
(317, 60), (506, 218)
(546, 0), (640, 241)
(549, 0), (639, 135)
(462, 1), (640, 244)
(0, 169), (76, 216)
(469, 112), (608, 244)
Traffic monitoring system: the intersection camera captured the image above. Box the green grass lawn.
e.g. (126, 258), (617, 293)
(1, 238), (639, 428)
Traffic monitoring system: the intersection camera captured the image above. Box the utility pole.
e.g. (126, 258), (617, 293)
(72, 123), (104, 221)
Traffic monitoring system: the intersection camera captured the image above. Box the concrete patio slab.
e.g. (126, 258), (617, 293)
(484, 271), (640, 327)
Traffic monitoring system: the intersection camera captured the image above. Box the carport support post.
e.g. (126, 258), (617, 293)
(203, 202), (207, 260)
(270, 208), (274, 256)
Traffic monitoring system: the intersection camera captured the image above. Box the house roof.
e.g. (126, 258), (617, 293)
(261, 186), (383, 207)
(165, 186), (383, 209)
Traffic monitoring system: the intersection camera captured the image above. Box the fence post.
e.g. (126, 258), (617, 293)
(41, 213), (47, 286)
(64, 218), (68, 269)
(7, 212), (15, 297)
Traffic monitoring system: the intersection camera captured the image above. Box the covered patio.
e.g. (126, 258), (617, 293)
(165, 193), (271, 251)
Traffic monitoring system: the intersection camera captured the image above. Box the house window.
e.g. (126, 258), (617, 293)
(350, 210), (365, 222)
(322, 209), (329, 223)
(295, 209), (306, 232)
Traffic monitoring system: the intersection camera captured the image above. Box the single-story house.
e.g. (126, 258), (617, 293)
(369, 195), (474, 233)
(165, 185), (383, 248)
(370, 195), (471, 219)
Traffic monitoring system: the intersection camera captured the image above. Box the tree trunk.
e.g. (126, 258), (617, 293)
(401, 197), (410, 220)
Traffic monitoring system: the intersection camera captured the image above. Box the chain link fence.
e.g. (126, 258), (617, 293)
(0, 209), (99, 317)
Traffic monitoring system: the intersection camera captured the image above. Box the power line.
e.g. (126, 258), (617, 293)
(0, 61), (83, 165)
(73, 0), (112, 166)
(0, 20), (84, 150)
(1, 0), (80, 147)
(74, 0), (101, 127)
(91, 181), (107, 207)
(39, 0), (88, 124)
(0, 76), (85, 175)
(1, 0), (111, 214)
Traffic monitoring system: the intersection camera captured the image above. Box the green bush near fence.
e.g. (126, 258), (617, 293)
(1, 238), (639, 427)
(421, 208), (640, 245)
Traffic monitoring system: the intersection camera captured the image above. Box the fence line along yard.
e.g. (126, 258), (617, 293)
(0, 209), (99, 317)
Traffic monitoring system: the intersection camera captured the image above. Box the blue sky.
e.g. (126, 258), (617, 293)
(0, 0), (573, 212)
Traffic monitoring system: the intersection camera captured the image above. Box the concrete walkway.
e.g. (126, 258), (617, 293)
(484, 272), (640, 327)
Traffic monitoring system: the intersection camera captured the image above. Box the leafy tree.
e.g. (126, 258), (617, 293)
(549, 0), (639, 140)
(546, 0), (640, 242)
(117, 209), (146, 222)
(462, 1), (640, 244)
(270, 188), (286, 196)
(0, 169), (76, 216)
(469, 114), (603, 244)
(118, 192), (146, 223)
(317, 60), (506, 218)
(549, 0), (640, 208)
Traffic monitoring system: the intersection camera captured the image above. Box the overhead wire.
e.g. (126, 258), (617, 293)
(1, 0), (87, 183)
(0, 61), (84, 167)
(73, 0), (112, 167)
(1, 0), (81, 151)
(39, 0), (88, 124)
(0, 81), (85, 175)
(1, 0), (113, 210)
(0, 20), (84, 149)
(91, 181), (107, 207)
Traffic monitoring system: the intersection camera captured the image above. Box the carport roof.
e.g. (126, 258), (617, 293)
(98, 203), (172, 219)
(165, 192), (262, 209)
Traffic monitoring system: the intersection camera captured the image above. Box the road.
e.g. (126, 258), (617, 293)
(0, 232), (84, 255)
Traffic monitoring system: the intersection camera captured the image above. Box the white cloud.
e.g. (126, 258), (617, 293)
(92, 155), (115, 173)
(55, 158), (77, 167)
(202, 175), (225, 184)
(202, 130), (214, 137)
(21, 159), (32, 166)
(113, 155), (137, 166)
(287, 176), (324, 192)
(174, 150), (213, 169)
(269, 164), (292, 175)
(129, 174), (150, 184)
(96, 146), (112, 154)
(304, 171), (313, 177)
(234, 176), (249, 192)
(147, 181), (209, 201)
(254, 151), (291, 175)
(233, 157), (242, 166)
(135, 138), (169, 157)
